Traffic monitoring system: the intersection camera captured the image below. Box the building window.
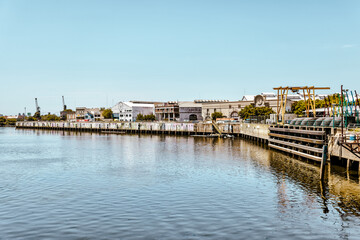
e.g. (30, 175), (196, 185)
(229, 105), (231, 109)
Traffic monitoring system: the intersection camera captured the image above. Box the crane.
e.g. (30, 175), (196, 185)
(34, 98), (41, 119)
(273, 86), (330, 124)
(62, 96), (67, 111)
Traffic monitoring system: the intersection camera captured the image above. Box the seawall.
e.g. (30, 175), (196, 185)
(15, 121), (359, 164)
(16, 121), (269, 143)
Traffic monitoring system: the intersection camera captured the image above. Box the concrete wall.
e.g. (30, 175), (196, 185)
(112, 102), (154, 122)
(219, 123), (269, 140)
(179, 107), (203, 121)
(16, 121), (269, 140)
(132, 106), (154, 121)
(201, 101), (242, 120)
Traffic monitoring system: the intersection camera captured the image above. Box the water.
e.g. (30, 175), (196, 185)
(1, 127), (360, 240)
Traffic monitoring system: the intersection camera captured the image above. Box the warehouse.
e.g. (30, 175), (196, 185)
(112, 102), (154, 122)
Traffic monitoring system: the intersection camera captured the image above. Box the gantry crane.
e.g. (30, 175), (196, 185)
(273, 86), (330, 124)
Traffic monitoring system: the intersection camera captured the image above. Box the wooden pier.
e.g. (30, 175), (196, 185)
(268, 125), (330, 162)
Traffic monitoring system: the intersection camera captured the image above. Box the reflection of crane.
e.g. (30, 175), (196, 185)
(62, 96), (67, 111)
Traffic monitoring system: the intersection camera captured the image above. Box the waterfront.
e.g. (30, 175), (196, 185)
(1, 128), (360, 239)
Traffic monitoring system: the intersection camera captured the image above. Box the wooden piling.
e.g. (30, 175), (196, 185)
(320, 145), (328, 180)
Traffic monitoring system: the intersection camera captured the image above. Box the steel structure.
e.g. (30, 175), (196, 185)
(62, 96), (67, 111)
(35, 98), (40, 114)
(339, 85), (360, 159)
(273, 86), (330, 124)
(34, 98), (41, 119)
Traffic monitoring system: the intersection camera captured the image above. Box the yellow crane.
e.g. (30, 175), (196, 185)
(273, 86), (330, 124)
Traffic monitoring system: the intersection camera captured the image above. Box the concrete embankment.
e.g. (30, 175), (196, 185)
(16, 121), (269, 143)
(15, 121), (359, 165)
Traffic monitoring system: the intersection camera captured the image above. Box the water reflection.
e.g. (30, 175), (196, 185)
(2, 128), (360, 239)
(12, 128), (360, 218)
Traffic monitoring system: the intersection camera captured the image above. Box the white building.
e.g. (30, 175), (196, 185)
(112, 102), (155, 121)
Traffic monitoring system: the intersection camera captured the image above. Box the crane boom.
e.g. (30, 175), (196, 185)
(34, 98), (41, 119)
(35, 98), (40, 112)
(62, 96), (67, 111)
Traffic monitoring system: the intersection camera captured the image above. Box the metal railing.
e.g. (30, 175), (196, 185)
(244, 115), (271, 124)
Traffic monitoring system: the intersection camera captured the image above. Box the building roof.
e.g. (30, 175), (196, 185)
(115, 101), (154, 108)
(261, 92), (276, 97)
(241, 95), (255, 101)
(130, 100), (164, 104)
(194, 99), (229, 103)
(178, 101), (202, 107)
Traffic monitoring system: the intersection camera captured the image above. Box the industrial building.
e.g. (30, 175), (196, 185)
(112, 102), (155, 122)
(67, 107), (102, 122)
(155, 101), (203, 121)
(199, 92), (302, 120)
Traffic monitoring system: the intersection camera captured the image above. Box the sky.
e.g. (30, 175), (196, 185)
(0, 0), (359, 115)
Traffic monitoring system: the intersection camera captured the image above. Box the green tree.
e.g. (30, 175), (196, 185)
(144, 114), (155, 121)
(41, 114), (60, 121)
(291, 99), (325, 116)
(137, 114), (155, 121)
(136, 113), (144, 121)
(0, 116), (6, 126)
(102, 109), (113, 119)
(211, 112), (224, 120)
(239, 105), (274, 120)
(6, 118), (17, 125)
(33, 111), (41, 119)
(26, 116), (37, 121)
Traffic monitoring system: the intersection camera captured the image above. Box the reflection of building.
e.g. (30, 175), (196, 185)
(155, 101), (203, 121)
(112, 102), (154, 122)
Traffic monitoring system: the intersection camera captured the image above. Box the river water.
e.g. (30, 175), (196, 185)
(1, 127), (360, 240)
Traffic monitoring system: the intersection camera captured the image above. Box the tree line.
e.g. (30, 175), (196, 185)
(211, 106), (275, 120)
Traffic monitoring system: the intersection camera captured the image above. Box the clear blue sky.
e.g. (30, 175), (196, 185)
(0, 0), (359, 115)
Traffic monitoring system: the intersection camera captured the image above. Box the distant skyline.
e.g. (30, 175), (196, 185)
(1, 0), (359, 115)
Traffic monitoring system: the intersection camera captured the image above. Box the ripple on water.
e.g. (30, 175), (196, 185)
(1, 128), (360, 239)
